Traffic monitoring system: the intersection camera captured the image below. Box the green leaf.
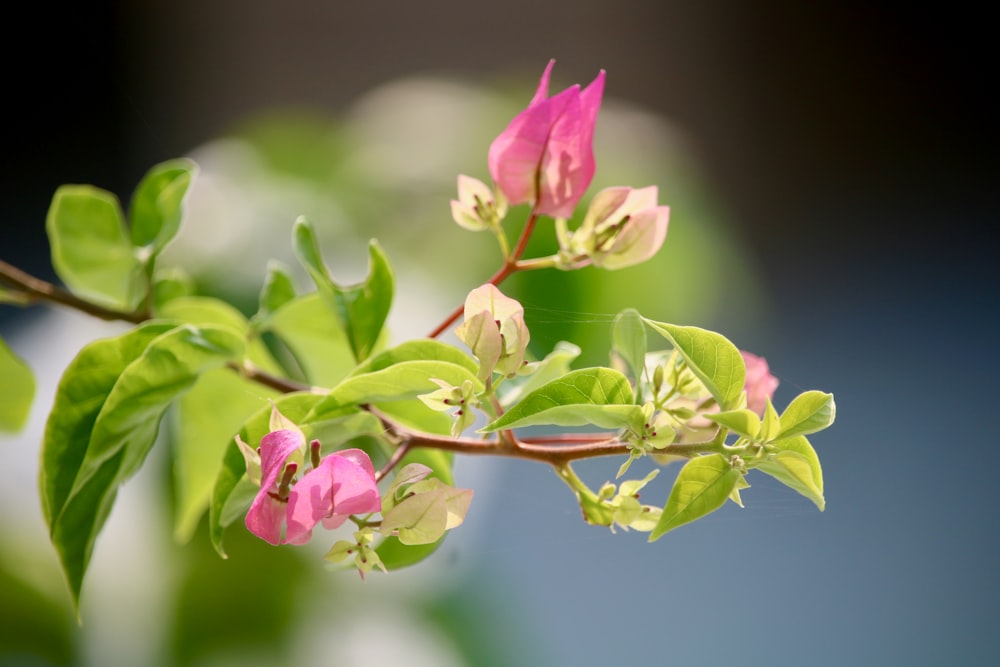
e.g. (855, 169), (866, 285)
(612, 308), (647, 382)
(292, 217), (394, 362)
(705, 408), (761, 440)
(352, 339), (477, 376)
(649, 453), (742, 541)
(641, 319), (745, 410)
(481, 367), (639, 432)
(755, 435), (825, 510)
(46, 185), (146, 310)
(778, 390), (836, 438)
(171, 368), (277, 544)
(499, 340), (581, 407)
(48, 324), (245, 610)
(0, 337), (35, 432)
(304, 360), (483, 423)
(759, 397), (781, 442)
(256, 260), (297, 317)
(260, 293), (356, 387)
(39, 322), (176, 527)
(128, 158), (196, 255)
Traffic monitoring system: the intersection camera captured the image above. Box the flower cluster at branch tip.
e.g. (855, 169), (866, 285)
(241, 427), (380, 546)
(454, 284), (530, 381)
(488, 59), (605, 218)
(741, 350), (779, 415)
(556, 185), (670, 270)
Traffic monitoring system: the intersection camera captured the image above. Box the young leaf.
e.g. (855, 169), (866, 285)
(482, 368), (639, 432)
(705, 408), (761, 440)
(499, 340), (581, 407)
(46, 185), (146, 310)
(0, 337), (35, 433)
(777, 390), (836, 438)
(256, 260), (297, 318)
(755, 435), (825, 510)
(49, 324), (245, 610)
(379, 491), (448, 545)
(261, 293), (357, 386)
(352, 338), (478, 376)
(128, 158), (196, 255)
(304, 360), (483, 423)
(612, 308), (647, 382)
(375, 448), (455, 570)
(641, 319), (745, 410)
(292, 217), (394, 363)
(649, 454), (742, 541)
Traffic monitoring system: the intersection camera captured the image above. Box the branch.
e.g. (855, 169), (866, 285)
(0, 259), (148, 323)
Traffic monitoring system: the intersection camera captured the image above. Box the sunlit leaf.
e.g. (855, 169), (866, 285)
(705, 408), (761, 440)
(128, 158), (196, 255)
(292, 217), (394, 362)
(777, 390), (836, 438)
(649, 453), (742, 541)
(482, 367), (638, 432)
(755, 435), (825, 510)
(46, 185), (146, 310)
(0, 337), (35, 432)
(642, 319), (745, 410)
(47, 324), (245, 610)
(305, 360), (483, 423)
(612, 308), (646, 383)
(261, 293), (356, 387)
(499, 340), (581, 407)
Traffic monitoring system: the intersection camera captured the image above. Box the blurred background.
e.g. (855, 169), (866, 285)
(2, 2), (996, 666)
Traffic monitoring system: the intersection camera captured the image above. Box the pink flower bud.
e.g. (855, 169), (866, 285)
(558, 186), (670, 270)
(488, 60), (605, 219)
(741, 351), (779, 415)
(454, 284), (530, 380)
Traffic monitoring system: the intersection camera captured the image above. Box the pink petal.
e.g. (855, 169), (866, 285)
(245, 429), (303, 545)
(284, 449), (380, 545)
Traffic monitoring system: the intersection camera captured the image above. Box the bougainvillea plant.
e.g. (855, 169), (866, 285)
(0, 59), (835, 614)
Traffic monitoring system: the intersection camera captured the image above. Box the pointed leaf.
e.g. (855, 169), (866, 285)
(649, 454), (741, 541)
(705, 408), (761, 440)
(380, 491), (449, 545)
(304, 360), (483, 423)
(40, 322), (176, 527)
(612, 308), (647, 382)
(0, 337), (35, 432)
(482, 367), (638, 432)
(292, 218), (394, 362)
(756, 435), (825, 510)
(46, 185), (146, 310)
(642, 319), (745, 410)
(128, 158), (196, 255)
(262, 293), (356, 386)
(352, 339), (477, 375)
(256, 260), (297, 317)
(778, 390), (836, 438)
(49, 324), (244, 610)
(499, 340), (581, 407)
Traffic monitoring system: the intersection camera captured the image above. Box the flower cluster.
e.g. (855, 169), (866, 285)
(452, 59), (669, 271)
(241, 427), (380, 546)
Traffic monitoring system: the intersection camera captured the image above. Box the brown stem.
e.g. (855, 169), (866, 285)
(426, 212), (539, 339)
(0, 259), (149, 323)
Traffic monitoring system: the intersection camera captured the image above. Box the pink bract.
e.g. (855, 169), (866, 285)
(245, 429), (303, 546)
(488, 59), (605, 219)
(741, 351), (779, 415)
(284, 448), (381, 545)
